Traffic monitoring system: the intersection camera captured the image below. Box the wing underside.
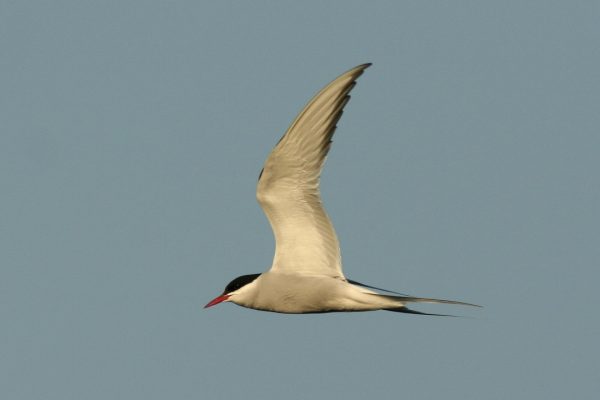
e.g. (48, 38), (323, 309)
(257, 64), (371, 277)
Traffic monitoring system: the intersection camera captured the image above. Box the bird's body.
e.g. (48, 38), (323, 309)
(228, 272), (396, 314)
(205, 63), (479, 315)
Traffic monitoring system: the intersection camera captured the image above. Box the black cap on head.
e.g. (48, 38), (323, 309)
(224, 273), (261, 294)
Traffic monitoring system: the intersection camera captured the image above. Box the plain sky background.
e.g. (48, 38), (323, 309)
(1, 1), (599, 399)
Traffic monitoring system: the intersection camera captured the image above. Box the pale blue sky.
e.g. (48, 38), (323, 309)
(2, 1), (599, 399)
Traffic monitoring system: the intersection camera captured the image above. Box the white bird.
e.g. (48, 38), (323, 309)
(205, 63), (479, 315)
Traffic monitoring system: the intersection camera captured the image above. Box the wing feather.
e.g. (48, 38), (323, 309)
(256, 64), (371, 277)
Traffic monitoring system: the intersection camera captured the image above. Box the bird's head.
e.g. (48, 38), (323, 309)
(204, 273), (261, 308)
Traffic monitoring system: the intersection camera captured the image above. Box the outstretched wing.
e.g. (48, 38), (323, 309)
(256, 64), (371, 277)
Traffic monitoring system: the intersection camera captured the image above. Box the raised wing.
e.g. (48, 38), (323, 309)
(256, 64), (371, 277)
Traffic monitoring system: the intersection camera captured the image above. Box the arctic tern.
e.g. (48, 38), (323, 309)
(205, 63), (479, 315)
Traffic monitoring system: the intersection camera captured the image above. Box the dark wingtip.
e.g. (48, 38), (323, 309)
(356, 63), (372, 73)
(346, 63), (372, 78)
(385, 307), (458, 317)
(347, 279), (411, 296)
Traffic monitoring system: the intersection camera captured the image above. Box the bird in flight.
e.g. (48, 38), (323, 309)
(205, 63), (479, 315)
